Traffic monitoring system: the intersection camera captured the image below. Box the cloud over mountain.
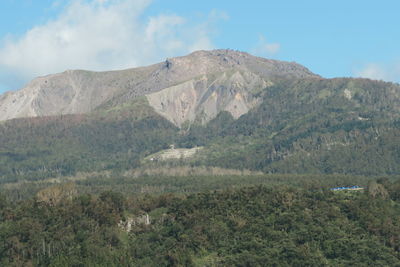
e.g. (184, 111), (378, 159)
(251, 35), (280, 57)
(355, 62), (400, 83)
(0, 0), (222, 91)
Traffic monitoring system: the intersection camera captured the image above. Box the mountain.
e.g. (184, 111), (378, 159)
(1, 49), (400, 183)
(189, 78), (400, 175)
(0, 50), (316, 124)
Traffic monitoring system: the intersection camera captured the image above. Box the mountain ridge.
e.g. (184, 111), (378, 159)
(0, 49), (318, 123)
(2, 50), (400, 179)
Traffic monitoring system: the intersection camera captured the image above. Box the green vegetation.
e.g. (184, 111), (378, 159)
(1, 177), (400, 266)
(2, 77), (400, 265)
(184, 78), (400, 175)
(0, 98), (178, 184)
(2, 78), (400, 184)
(1, 169), (385, 202)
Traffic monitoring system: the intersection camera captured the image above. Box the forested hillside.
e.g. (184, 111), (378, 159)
(0, 98), (178, 184)
(188, 78), (400, 175)
(1, 178), (400, 266)
(2, 77), (400, 185)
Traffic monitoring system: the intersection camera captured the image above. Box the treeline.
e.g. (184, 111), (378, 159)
(0, 170), (385, 203)
(1, 178), (400, 266)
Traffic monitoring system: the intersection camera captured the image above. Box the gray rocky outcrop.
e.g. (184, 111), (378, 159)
(0, 49), (318, 124)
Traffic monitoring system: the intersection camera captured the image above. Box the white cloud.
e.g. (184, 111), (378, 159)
(355, 63), (400, 83)
(251, 35), (280, 56)
(0, 0), (222, 90)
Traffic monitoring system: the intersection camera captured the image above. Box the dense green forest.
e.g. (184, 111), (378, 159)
(1, 177), (400, 266)
(0, 98), (178, 183)
(0, 169), (386, 202)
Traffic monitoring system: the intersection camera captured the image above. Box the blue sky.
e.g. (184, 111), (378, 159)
(0, 0), (399, 93)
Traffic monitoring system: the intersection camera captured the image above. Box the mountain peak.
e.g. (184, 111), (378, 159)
(166, 49), (318, 79)
(0, 50), (318, 122)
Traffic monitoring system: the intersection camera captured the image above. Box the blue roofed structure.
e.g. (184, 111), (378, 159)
(330, 185), (364, 191)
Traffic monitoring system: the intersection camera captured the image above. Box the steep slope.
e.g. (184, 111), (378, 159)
(2, 50), (400, 178)
(186, 78), (400, 175)
(146, 70), (268, 126)
(0, 49), (317, 122)
(2, 77), (400, 180)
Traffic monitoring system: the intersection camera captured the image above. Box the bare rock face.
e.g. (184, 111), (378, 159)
(146, 70), (268, 126)
(0, 49), (318, 124)
(0, 66), (160, 121)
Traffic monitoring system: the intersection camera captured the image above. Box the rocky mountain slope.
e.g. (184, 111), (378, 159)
(0, 49), (317, 124)
(2, 49), (400, 181)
